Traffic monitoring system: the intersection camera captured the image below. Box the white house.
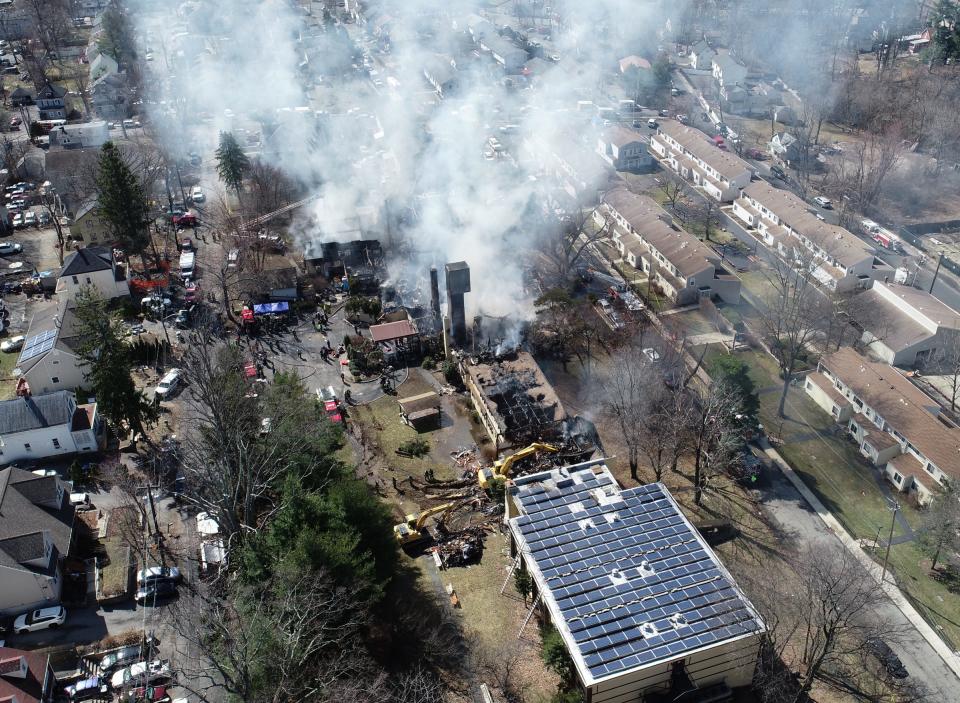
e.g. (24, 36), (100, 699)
(858, 281), (960, 366)
(0, 390), (102, 466)
(0, 465), (76, 614)
(56, 247), (129, 300)
(689, 40), (715, 70)
(649, 120), (754, 202)
(507, 461), (764, 701)
(711, 55), (748, 89)
(596, 127), (655, 172)
(89, 48), (118, 82)
(15, 302), (89, 395)
(804, 347), (960, 504)
(48, 121), (110, 150)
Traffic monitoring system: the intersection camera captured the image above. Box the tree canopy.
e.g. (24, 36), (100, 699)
(94, 141), (152, 264)
(215, 131), (250, 198)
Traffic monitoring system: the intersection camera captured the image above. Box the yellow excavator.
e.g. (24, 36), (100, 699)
(394, 502), (458, 545)
(477, 442), (560, 490)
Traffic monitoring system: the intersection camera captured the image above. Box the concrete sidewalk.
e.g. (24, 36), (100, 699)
(759, 437), (960, 678)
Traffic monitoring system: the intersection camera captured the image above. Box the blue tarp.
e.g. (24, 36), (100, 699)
(253, 302), (290, 315)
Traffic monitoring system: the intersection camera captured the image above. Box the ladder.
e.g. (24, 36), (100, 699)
(517, 592), (542, 639)
(500, 554), (521, 595)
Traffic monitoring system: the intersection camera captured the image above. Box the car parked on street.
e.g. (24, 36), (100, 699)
(100, 645), (144, 673)
(153, 370), (182, 401)
(13, 605), (66, 634)
(190, 186), (204, 203)
(64, 675), (108, 701)
(137, 565), (182, 586)
(0, 241), (21, 256)
(172, 213), (197, 227)
(866, 637), (908, 679)
(813, 196), (832, 209)
(135, 579), (177, 604)
(110, 660), (171, 690)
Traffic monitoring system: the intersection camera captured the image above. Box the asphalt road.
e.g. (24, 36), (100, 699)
(757, 464), (958, 698)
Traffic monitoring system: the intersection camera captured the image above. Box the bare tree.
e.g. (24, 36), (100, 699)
(656, 172), (690, 215)
(754, 254), (828, 417)
(543, 202), (613, 284)
(687, 378), (746, 504)
(918, 481), (960, 571)
(928, 333), (960, 411)
(598, 342), (659, 481)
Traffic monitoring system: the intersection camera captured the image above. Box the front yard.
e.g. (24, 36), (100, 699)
(711, 344), (960, 647)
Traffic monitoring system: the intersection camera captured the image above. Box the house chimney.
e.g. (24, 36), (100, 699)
(429, 265), (441, 321)
(444, 261), (471, 346)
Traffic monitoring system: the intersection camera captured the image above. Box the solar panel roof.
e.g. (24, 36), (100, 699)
(18, 328), (57, 364)
(508, 461), (764, 686)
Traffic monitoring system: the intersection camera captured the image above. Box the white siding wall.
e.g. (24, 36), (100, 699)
(23, 352), (88, 395)
(0, 423), (80, 464)
(0, 562), (61, 614)
(57, 270), (129, 300)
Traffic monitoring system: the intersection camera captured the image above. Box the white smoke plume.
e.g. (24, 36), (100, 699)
(137, 0), (670, 320)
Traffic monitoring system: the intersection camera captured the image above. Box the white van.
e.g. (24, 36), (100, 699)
(154, 369), (182, 400)
(179, 251), (195, 279)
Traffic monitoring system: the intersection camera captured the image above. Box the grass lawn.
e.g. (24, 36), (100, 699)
(0, 350), (18, 400)
(722, 345), (960, 646)
(100, 536), (131, 598)
(433, 533), (558, 703)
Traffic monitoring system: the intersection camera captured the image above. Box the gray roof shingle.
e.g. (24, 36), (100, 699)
(60, 247), (112, 276)
(0, 391), (74, 434)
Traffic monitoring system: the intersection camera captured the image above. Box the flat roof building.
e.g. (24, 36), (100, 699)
(507, 460), (764, 701)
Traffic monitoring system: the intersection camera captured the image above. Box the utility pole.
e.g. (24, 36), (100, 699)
(880, 498), (899, 584)
(929, 252), (944, 294)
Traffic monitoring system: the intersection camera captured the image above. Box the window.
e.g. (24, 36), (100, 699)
(51, 376), (59, 383)
(71, 275), (78, 284)
(24, 443), (31, 450)
(85, 277), (91, 284)
(52, 438), (60, 449)
(892, 472), (903, 484)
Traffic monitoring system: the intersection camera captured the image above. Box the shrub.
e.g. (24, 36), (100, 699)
(441, 360), (461, 386)
(398, 437), (430, 458)
(421, 356), (437, 370)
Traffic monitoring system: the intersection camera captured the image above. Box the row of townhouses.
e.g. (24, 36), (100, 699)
(805, 347), (960, 504)
(595, 189), (741, 306)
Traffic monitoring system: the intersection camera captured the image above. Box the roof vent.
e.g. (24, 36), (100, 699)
(569, 501), (586, 513)
(610, 568), (628, 586)
(669, 613), (688, 628)
(578, 518), (596, 531)
(604, 512), (620, 524)
(638, 559), (656, 577)
(640, 622), (658, 638)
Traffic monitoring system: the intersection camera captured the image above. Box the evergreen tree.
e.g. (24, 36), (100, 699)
(73, 288), (159, 441)
(98, 1), (136, 65)
(94, 142), (152, 268)
(215, 131), (250, 203)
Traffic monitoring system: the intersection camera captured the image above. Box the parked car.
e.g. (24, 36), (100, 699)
(135, 579), (177, 604)
(0, 242), (22, 256)
(64, 676), (108, 701)
(153, 369), (182, 401)
(11, 213), (23, 228)
(227, 248), (240, 267)
(172, 213), (197, 227)
(137, 565), (182, 586)
(0, 334), (23, 353)
(647, 118), (658, 128)
(110, 660), (171, 690)
(180, 237), (193, 252)
(23, 211), (36, 227)
(190, 186), (204, 203)
(100, 645), (144, 673)
(770, 165), (787, 181)
(813, 196), (833, 209)
(119, 684), (171, 702)
(643, 348), (662, 363)
(38, 210), (50, 225)
(13, 605), (66, 634)
(184, 281), (200, 303)
(866, 637), (908, 679)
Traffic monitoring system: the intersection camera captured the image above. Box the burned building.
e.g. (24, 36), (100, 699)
(303, 239), (384, 292)
(445, 261), (471, 346)
(460, 351), (597, 459)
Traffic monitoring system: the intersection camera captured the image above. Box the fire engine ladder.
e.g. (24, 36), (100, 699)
(517, 592), (542, 639)
(500, 554), (522, 595)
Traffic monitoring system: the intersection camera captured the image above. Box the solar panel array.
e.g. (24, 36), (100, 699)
(511, 469), (762, 683)
(18, 329), (57, 363)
